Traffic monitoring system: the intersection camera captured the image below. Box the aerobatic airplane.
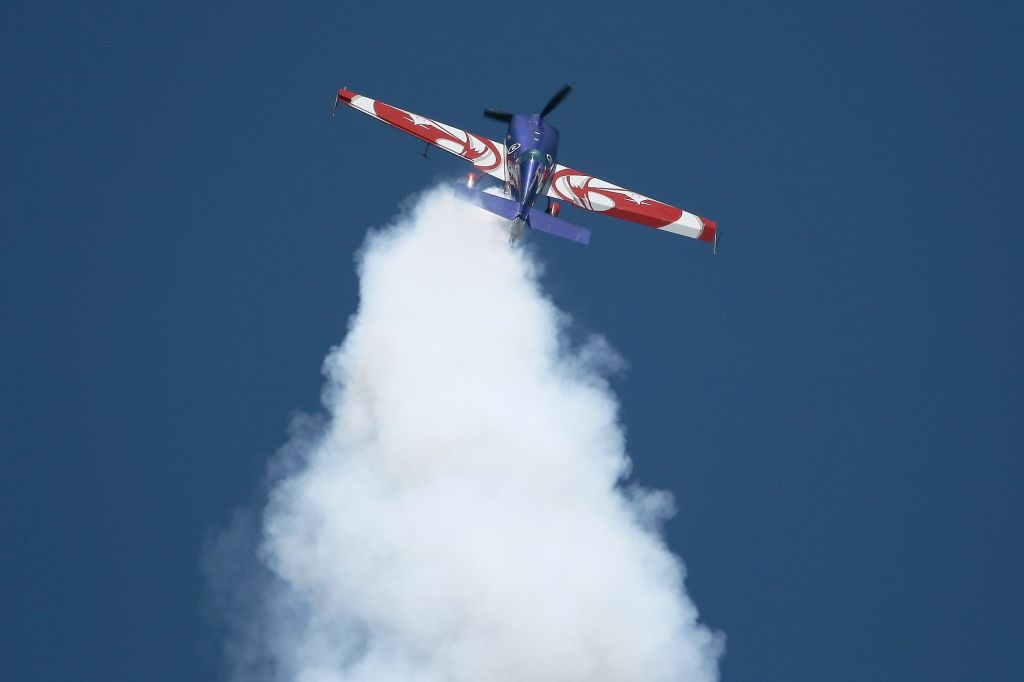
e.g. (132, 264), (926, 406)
(333, 85), (717, 250)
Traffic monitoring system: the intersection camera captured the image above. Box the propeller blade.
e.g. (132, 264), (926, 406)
(484, 108), (513, 122)
(540, 84), (572, 118)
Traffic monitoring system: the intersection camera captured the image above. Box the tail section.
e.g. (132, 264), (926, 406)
(509, 217), (527, 245)
(452, 185), (591, 246)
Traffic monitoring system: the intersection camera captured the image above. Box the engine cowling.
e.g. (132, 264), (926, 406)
(546, 201), (561, 217)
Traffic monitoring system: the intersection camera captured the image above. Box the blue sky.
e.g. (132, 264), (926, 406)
(2, 1), (1022, 680)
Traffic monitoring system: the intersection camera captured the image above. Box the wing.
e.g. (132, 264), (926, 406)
(336, 88), (506, 182)
(546, 165), (717, 246)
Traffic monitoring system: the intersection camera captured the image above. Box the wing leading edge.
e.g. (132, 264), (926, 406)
(336, 88), (507, 182)
(546, 165), (717, 247)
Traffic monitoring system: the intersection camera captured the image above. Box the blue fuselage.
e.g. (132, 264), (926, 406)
(504, 114), (560, 220)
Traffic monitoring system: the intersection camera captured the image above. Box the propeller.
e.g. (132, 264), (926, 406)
(540, 84), (572, 118)
(483, 108), (514, 122)
(484, 84), (573, 123)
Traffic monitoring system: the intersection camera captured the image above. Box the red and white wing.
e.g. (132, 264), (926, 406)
(547, 165), (717, 245)
(336, 88), (506, 181)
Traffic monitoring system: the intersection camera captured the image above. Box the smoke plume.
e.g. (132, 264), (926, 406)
(206, 187), (722, 682)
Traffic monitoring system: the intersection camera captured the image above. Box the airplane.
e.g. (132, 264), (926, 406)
(333, 85), (717, 251)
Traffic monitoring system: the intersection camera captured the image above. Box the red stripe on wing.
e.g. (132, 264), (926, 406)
(549, 168), (683, 228)
(373, 101), (502, 173)
(697, 217), (717, 243)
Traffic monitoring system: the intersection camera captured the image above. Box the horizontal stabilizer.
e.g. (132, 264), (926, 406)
(452, 185), (591, 245)
(452, 185), (520, 220)
(527, 208), (591, 245)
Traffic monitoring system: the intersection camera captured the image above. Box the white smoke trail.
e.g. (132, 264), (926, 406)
(207, 187), (722, 682)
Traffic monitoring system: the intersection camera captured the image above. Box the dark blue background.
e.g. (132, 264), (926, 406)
(3, 1), (1021, 680)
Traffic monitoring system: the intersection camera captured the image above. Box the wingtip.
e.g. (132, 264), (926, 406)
(698, 217), (718, 251)
(333, 87), (354, 118)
